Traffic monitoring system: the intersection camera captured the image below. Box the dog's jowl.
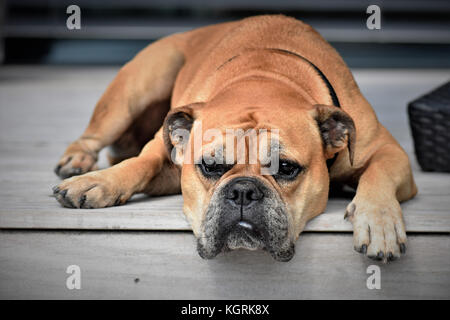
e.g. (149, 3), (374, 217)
(53, 15), (417, 262)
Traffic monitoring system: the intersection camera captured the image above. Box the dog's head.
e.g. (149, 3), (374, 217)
(163, 81), (355, 261)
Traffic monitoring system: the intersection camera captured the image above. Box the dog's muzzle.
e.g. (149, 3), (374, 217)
(197, 176), (295, 261)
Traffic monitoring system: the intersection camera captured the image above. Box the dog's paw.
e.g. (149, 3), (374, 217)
(54, 152), (97, 179)
(52, 171), (128, 209)
(54, 142), (98, 179)
(345, 197), (407, 263)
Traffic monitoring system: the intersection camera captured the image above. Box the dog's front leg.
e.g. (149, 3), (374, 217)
(54, 36), (185, 179)
(53, 133), (176, 208)
(346, 143), (417, 262)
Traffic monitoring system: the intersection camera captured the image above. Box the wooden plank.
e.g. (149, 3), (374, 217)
(0, 67), (449, 232)
(0, 230), (448, 299)
(1, 143), (448, 232)
(0, 193), (449, 232)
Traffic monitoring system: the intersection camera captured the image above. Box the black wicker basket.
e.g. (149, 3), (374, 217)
(408, 81), (450, 172)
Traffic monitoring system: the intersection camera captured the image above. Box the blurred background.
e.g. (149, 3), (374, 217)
(1, 0), (450, 67)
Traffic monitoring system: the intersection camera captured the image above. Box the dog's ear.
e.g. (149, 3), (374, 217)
(163, 103), (203, 165)
(310, 104), (356, 166)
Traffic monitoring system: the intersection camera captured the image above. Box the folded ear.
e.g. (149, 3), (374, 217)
(310, 104), (356, 166)
(163, 103), (203, 165)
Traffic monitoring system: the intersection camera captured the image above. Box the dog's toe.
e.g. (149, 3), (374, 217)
(53, 172), (126, 209)
(54, 188), (76, 208)
(347, 199), (406, 263)
(55, 152), (97, 179)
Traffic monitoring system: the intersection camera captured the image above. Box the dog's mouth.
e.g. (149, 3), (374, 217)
(196, 176), (295, 262)
(197, 211), (295, 262)
(225, 220), (265, 251)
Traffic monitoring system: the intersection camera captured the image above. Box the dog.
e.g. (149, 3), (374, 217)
(53, 15), (417, 262)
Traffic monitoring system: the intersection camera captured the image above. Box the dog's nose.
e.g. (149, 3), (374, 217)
(225, 178), (264, 207)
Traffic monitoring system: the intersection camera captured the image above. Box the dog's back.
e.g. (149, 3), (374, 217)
(173, 15), (361, 109)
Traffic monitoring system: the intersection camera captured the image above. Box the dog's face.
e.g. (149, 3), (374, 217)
(163, 83), (355, 261)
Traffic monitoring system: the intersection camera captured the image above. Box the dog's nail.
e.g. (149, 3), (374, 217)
(52, 186), (60, 194)
(400, 243), (406, 254)
(344, 203), (356, 220)
(387, 252), (394, 261)
(60, 189), (68, 198)
(377, 251), (384, 260)
(79, 194), (86, 208)
(64, 197), (75, 208)
(361, 244), (367, 254)
(54, 165), (61, 174)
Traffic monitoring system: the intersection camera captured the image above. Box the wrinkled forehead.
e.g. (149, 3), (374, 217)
(189, 113), (319, 164)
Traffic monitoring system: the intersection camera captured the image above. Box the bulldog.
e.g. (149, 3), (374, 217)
(53, 15), (417, 262)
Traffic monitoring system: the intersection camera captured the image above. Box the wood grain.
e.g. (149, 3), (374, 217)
(0, 230), (448, 299)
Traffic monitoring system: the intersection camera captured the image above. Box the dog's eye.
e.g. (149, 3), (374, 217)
(274, 160), (303, 180)
(198, 159), (230, 178)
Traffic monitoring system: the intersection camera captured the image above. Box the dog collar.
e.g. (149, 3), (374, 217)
(264, 48), (341, 108)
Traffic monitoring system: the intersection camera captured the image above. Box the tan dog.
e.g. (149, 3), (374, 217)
(53, 15), (417, 262)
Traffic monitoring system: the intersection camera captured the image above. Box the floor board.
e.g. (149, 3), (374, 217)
(0, 230), (448, 299)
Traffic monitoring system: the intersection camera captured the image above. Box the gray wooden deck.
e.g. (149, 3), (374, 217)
(0, 66), (449, 299)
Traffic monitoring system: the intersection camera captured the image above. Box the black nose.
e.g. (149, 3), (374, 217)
(225, 178), (264, 207)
